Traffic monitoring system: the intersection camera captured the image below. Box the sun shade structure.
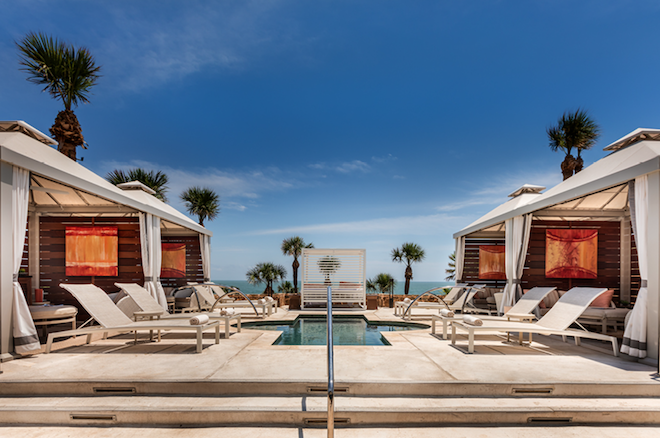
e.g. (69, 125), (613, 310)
(0, 121), (212, 359)
(300, 249), (366, 309)
(452, 127), (660, 366)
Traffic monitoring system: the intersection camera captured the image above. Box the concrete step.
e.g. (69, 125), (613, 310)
(2, 380), (660, 397)
(1, 395), (660, 427)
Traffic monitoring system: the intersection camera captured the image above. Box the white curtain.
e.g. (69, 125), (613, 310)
(500, 214), (532, 313)
(622, 176), (648, 358)
(139, 212), (167, 310)
(12, 167), (40, 354)
(200, 234), (211, 283)
(455, 236), (465, 283)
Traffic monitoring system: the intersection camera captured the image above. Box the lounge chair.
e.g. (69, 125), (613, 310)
(190, 284), (275, 318)
(47, 284), (221, 354)
(402, 285), (483, 321)
(450, 287), (619, 356)
(115, 283), (241, 338)
(209, 284), (278, 314)
(394, 284), (466, 316)
(431, 287), (557, 340)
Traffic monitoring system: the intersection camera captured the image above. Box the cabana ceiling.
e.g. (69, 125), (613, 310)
(466, 184), (629, 237)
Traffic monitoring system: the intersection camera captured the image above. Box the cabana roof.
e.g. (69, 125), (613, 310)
(0, 120), (210, 236)
(454, 128), (660, 238)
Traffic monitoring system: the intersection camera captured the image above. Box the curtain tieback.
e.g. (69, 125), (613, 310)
(204, 277), (211, 282)
(144, 276), (153, 282)
(641, 279), (648, 288)
(12, 274), (19, 282)
(511, 279), (521, 284)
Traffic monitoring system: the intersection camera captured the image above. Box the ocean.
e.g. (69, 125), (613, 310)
(212, 280), (454, 296)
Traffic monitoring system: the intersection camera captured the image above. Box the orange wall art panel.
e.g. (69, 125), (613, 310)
(479, 245), (506, 280)
(545, 229), (598, 279)
(161, 243), (186, 278)
(65, 226), (118, 276)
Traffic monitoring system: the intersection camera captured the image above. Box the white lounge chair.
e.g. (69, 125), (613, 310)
(432, 286), (557, 340)
(402, 285), (483, 321)
(190, 284), (275, 318)
(47, 284), (221, 354)
(394, 285), (467, 317)
(209, 284), (278, 315)
(450, 287), (619, 356)
(115, 283), (241, 339)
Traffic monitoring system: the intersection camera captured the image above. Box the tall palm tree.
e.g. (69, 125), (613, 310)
(181, 186), (220, 226)
(547, 109), (600, 180)
(281, 236), (314, 294)
(16, 32), (101, 161)
(445, 252), (456, 281)
(246, 262), (287, 296)
(366, 273), (396, 294)
(392, 242), (425, 295)
(106, 168), (170, 202)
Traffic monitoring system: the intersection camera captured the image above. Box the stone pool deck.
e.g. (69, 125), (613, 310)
(0, 306), (659, 433)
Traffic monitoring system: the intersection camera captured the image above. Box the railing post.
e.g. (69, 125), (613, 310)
(327, 285), (334, 437)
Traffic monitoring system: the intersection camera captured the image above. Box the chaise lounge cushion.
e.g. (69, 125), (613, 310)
(589, 289), (613, 307)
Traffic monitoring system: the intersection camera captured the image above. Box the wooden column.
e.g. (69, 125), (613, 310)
(620, 216), (631, 303)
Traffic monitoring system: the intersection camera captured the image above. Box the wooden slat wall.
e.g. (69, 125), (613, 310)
(160, 235), (204, 288)
(462, 238), (507, 288)
(521, 220), (639, 305)
(462, 220), (640, 305)
(39, 217), (205, 319)
(40, 217), (143, 310)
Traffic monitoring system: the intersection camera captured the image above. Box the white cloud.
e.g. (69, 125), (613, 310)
(371, 154), (397, 163)
(335, 160), (370, 173)
(97, 159), (294, 211)
(247, 213), (466, 237)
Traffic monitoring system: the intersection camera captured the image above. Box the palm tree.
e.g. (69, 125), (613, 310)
(547, 109), (600, 180)
(277, 281), (295, 294)
(445, 252), (456, 281)
(281, 236), (314, 294)
(317, 256), (341, 283)
(392, 242), (425, 295)
(16, 32), (101, 161)
(106, 168), (170, 202)
(246, 262), (287, 296)
(181, 186), (220, 226)
(366, 273), (396, 294)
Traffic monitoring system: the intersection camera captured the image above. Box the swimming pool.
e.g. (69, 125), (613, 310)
(243, 316), (428, 346)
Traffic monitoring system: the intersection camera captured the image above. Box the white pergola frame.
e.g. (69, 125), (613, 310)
(300, 248), (366, 309)
(453, 128), (660, 366)
(0, 121), (212, 360)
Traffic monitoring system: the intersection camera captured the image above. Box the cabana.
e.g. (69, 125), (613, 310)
(0, 121), (212, 360)
(300, 248), (366, 309)
(453, 128), (660, 367)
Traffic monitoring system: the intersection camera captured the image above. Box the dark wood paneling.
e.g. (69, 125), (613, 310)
(462, 238), (506, 288)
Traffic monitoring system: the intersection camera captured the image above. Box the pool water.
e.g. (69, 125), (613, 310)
(244, 316), (428, 346)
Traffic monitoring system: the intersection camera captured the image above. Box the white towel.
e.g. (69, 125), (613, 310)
(190, 314), (209, 325)
(259, 298), (266, 304)
(462, 315), (483, 326)
(266, 296), (275, 302)
(439, 309), (454, 318)
(403, 298), (411, 304)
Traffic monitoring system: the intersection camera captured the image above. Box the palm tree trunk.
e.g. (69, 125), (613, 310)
(50, 110), (85, 161)
(575, 151), (584, 173)
(404, 265), (413, 295)
(561, 154), (576, 180)
(292, 258), (300, 293)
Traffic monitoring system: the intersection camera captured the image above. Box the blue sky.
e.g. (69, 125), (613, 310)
(2, 1), (660, 282)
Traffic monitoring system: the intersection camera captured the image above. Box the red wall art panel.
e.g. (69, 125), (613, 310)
(65, 226), (118, 276)
(479, 245), (506, 280)
(545, 229), (598, 279)
(161, 243), (186, 278)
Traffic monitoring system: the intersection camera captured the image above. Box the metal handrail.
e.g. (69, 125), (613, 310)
(402, 287), (451, 319)
(209, 284), (260, 317)
(327, 285), (334, 438)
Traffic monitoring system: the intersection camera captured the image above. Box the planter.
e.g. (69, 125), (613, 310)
(366, 295), (378, 310)
(289, 294), (301, 310)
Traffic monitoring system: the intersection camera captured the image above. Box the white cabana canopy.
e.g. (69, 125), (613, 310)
(452, 128), (660, 366)
(0, 121), (212, 360)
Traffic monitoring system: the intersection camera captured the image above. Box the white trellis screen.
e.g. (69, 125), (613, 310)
(301, 248), (366, 308)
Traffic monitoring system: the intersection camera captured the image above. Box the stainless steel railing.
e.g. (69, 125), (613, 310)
(402, 286), (450, 319)
(326, 285), (334, 437)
